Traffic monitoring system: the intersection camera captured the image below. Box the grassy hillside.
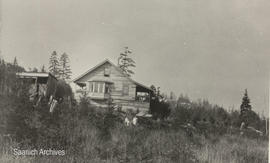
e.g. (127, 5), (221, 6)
(0, 94), (268, 163)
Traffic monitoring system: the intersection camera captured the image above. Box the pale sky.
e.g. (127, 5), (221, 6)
(1, 0), (269, 116)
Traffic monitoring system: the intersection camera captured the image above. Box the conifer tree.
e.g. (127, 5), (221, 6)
(12, 57), (20, 72)
(150, 85), (157, 96)
(240, 89), (252, 125)
(13, 57), (18, 67)
(41, 65), (46, 72)
(118, 47), (135, 77)
(59, 53), (72, 80)
(49, 51), (60, 78)
(240, 89), (252, 113)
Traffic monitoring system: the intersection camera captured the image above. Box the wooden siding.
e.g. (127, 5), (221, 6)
(76, 62), (136, 101)
(88, 92), (110, 99)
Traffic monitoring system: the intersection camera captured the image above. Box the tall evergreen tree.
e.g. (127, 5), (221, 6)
(49, 51), (60, 78)
(12, 57), (20, 72)
(118, 47), (135, 77)
(240, 89), (252, 125)
(240, 89), (252, 113)
(150, 85), (157, 96)
(59, 53), (72, 80)
(41, 65), (46, 73)
(13, 57), (18, 67)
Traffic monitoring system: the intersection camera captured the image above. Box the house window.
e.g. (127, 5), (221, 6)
(89, 81), (111, 94)
(105, 84), (110, 93)
(93, 82), (99, 93)
(99, 82), (103, 93)
(104, 68), (110, 77)
(122, 83), (129, 95)
(89, 82), (94, 92)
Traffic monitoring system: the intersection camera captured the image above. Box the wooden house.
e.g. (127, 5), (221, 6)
(73, 59), (153, 113)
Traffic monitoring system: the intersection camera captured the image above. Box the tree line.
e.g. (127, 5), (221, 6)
(160, 89), (268, 137)
(0, 57), (24, 95)
(0, 50), (72, 98)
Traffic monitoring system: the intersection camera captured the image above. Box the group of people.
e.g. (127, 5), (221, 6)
(124, 116), (138, 126)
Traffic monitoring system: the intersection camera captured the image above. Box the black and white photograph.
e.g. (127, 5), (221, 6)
(0, 0), (269, 162)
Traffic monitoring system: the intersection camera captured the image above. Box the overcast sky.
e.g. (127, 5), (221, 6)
(1, 0), (269, 116)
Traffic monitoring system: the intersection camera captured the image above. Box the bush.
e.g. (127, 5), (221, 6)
(150, 98), (171, 120)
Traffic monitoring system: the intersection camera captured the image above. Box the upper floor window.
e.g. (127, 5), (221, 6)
(104, 68), (110, 77)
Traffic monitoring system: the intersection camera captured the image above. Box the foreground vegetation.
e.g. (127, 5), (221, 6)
(1, 128), (268, 163)
(0, 92), (268, 163)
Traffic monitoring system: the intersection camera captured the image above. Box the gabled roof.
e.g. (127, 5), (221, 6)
(73, 59), (152, 92)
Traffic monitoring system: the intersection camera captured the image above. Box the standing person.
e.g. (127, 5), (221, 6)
(132, 116), (138, 126)
(124, 116), (130, 126)
(240, 122), (245, 136)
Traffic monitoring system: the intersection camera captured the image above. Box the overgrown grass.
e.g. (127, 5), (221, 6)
(195, 134), (268, 163)
(0, 124), (268, 163)
(0, 95), (268, 163)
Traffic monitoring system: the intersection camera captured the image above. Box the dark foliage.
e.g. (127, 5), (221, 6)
(150, 98), (170, 120)
(54, 79), (73, 100)
(240, 89), (252, 125)
(170, 95), (267, 138)
(149, 85), (171, 120)
(0, 58), (25, 95)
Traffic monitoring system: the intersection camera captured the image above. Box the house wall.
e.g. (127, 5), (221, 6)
(75, 62), (149, 112)
(76, 62), (136, 100)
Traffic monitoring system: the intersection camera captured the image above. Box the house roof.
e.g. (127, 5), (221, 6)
(16, 72), (57, 80)
(73, 59), (153, 92)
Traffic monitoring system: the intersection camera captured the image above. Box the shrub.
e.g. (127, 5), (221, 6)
(150, 98), (171, 120)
